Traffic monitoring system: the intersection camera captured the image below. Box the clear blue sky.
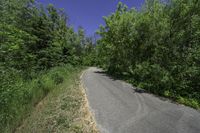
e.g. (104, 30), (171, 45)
(37, 0), (145, 36)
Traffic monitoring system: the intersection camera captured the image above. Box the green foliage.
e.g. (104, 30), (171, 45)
(51, 72), (64, 85)
(0, 0), (87, 72)
(82, 37), (98, 66)
(0, 0), (88, 132)
(0, 65), (78, 132)
(132, 62), (173, 95)
(95, 0), (200, 108)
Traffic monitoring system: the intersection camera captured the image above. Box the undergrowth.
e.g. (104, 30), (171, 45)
(15, 67), (98, 133)
(0, 64), (82, 132)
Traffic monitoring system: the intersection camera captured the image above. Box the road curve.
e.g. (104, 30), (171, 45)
(81, 67), (200, 133)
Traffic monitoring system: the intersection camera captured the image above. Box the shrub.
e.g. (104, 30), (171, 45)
(51, 72), (64, 85)
(132, 62), (173, 95)
(0, 65), (77, 132)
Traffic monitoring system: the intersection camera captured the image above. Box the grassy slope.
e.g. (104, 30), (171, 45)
(15, 67), (98, 133)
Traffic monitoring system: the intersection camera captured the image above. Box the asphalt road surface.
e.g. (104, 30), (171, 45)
(81, 67), (200, 133)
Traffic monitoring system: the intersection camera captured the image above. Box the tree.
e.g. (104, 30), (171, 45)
(95, 0), (200, 108)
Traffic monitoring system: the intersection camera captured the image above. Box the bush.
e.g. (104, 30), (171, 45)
(0, 65), (77, 132)
(51, 72), (64, 85)
(131, 62), (173, 95)
(95, 1), (200, 109)
(177, 96), (200, 109)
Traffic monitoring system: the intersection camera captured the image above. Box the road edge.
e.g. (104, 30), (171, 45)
(80, 70), (100, 133)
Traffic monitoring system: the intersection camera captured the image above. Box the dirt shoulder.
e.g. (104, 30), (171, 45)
(16, 69), (99, 133)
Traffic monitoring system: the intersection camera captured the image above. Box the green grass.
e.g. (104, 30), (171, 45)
(0, 65), (98, 133)
(176, 96), (200, 109)
(14, 66), (98, 133)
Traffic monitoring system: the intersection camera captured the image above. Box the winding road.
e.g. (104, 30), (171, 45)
(81, 67), (200, 133)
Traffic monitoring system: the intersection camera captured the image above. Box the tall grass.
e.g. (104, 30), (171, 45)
(0, 64), (80, 133)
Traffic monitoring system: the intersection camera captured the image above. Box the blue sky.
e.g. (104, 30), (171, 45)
(38, 0), (145, 36)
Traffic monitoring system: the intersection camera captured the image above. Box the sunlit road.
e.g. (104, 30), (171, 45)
(81, 67), (200, 133)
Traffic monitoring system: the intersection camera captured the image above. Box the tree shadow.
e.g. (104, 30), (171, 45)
(94, 69), (170, 102)
(94, 70), (146, 94)
(94, 70), (131, 81)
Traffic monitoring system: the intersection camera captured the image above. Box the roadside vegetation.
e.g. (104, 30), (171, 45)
(0, 0), (95, 132)
(15, 66), (98, 133)
(1, 0), (200, 132)
(91, 0), (200, 109)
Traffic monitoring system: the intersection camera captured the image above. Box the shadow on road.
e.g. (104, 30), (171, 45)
(94, 70), (146, 94)
(94, 69), (169, 102)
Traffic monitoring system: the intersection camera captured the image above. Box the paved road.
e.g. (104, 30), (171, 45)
(81, 67), (200, 133)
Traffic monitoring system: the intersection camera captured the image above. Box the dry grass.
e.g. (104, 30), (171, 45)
(78, 83), (99, 133)
(15, 69), (99, 133)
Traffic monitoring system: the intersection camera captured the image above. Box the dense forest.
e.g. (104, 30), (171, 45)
(1, 0), (200, 132)
(94, 0), (200, 109)
(0, 0), (94, 132)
